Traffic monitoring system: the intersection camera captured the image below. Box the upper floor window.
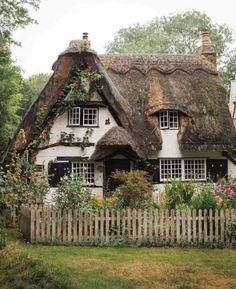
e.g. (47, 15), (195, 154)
(69, 107), (98, 126)
(159, 110), (179, 129)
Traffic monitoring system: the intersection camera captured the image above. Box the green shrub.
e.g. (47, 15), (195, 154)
(111, 170), (153, 209)
(0, 153), (49, 210)
(53, 176), (94, 210)
(163, 179), (195, 209)
(190, 183), (216, 210)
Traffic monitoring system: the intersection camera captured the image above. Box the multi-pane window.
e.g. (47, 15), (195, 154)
(72, 162), (95, 185)
(69, 107), (81, 125)
(184, 159), (206, 181)
(159, 110), (179, 129)
(160, 159), (206, 182)
(83, 108), (98, 126)
(69, 107), (98, 126)
(160, 159), (182, 181)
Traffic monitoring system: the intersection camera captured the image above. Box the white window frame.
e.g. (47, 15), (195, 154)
(160, 158), (206, 182)
(69, 107), (81, 126)
(82, 108), (98, 126)
(68, 107), (98, 127)
(72, 162), (95, 185)
(159, 110), (179, 129)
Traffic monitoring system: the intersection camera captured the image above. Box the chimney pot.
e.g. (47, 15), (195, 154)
(82, 32), (88, 40)
(201, 29), (209, 46)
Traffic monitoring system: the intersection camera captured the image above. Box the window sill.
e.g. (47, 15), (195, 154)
(67, 125), (100, 128)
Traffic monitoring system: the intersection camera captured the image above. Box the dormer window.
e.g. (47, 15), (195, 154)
(159, 110), (178, 129)
(68, 107), (98, 126)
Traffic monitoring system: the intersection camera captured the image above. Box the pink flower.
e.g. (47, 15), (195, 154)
(39, 131), (46, 139)
(215, 196), (223, 206)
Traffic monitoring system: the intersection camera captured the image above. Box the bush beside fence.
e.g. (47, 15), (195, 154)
(19, 205), (236, 247)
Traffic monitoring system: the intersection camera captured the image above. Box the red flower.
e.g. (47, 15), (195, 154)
(59, 90), (65, 97)
(75, 82), (80, 89)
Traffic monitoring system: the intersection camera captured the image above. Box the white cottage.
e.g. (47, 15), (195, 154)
(4, 31), (236, 199)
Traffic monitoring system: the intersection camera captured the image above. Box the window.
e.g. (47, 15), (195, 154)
(159, 110), (178, 129)
(160, 159), (182, 181)
(69, 107), (81, 125)
(160, 159), (206, 182)
(69, 107), (98, 126)
(72, 162), (95, 185)
(83, 108), (98, 126)
(184, 159), (206, 181)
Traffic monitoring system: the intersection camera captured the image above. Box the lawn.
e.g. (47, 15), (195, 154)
(1, 229), (236, 289)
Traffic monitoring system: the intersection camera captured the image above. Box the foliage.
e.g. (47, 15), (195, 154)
(0, 153), (49, 209)
(20, 73), (50, 117)
(60, 128), (93, 150)
(0, 0), (40, 43)
(213, 177), (236, 208)
(226, 221), (236, 237)
(0, 38), (23, 151)
(190, 183), (216, 210)
(106, 10), (236, 88)
(53, 175), (94, 210)
(111, 170), (153, 209)
(60, 65), (103, 101)
(163, 179), (195, 209)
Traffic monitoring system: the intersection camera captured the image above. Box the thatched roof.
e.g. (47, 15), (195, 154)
(100, 54), (236, 151)
(90, 126), (139, 161)
(2, 38), (236, 163)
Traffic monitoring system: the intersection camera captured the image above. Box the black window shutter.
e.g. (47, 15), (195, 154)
(206, 159), (228, 182)
(48, 162), (71, 187)
(136, 159), (160, 183)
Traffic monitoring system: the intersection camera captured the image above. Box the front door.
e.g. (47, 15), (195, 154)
(104, 159), (130, 196)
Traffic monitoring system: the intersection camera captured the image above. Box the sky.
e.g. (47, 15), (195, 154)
(11, 0), (236, 77)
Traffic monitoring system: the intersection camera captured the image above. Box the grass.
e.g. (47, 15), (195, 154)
(1, 229), (236, 289)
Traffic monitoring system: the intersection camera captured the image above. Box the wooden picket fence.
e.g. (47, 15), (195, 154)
(19, 205), (236, 247)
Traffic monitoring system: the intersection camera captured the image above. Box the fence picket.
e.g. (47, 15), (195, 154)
(18, 206), (236, 247)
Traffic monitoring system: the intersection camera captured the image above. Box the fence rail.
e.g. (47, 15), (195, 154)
(19, 205), (236, 246)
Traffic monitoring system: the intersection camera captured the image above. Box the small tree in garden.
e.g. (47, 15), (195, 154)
(0, 153), (49, 211)
(190, 183), (216, 210)
(111, 170), (153, 209)
(53, 176), (94, 210)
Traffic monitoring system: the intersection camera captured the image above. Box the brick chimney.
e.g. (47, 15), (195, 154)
(197, 29), (217, 69)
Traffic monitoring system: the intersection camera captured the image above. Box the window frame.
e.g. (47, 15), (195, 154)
(68, 106), (99, 127)
(160, 158), (206, 182)
(71, 162), (95, 185)
(159, 110), (179, 130)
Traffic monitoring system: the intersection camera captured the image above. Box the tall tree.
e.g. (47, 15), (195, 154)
(0, 37), (22, 151)
(106, 10), (236, 88)
(0, 0), (40, 153)
(0, 0), (40, 42)
(20, 73), (50, 117)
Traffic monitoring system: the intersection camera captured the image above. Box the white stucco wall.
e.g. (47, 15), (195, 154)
(36, 106), (118, 196)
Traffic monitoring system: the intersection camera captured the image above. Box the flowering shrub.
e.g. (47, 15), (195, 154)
(0, 154), (49, 210)
(53, 176), (94, 210)
(190, 183), (216, 210)
(213, 177), (236, 208)
(111, 170), (153, 209)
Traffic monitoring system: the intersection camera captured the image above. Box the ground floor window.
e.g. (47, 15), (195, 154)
(72, 162), (95, 185)
(160, 159), (206, 182)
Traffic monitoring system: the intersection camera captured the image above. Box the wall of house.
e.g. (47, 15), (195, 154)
(229, 79), (236, 127)
(35, 106), (118, 197)
(150, 129), (236, 195)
